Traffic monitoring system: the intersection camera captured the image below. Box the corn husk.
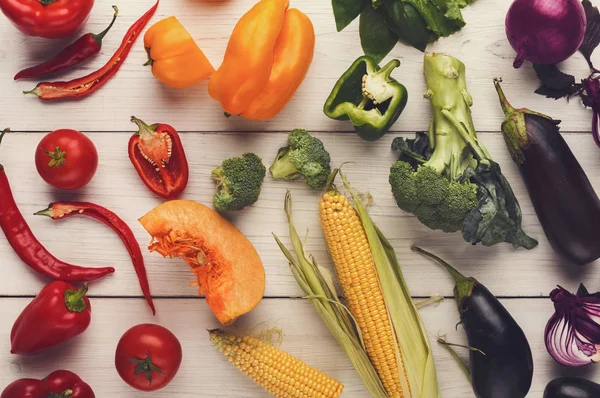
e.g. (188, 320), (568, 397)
(274, 191), (387, 398)
(339, 172), (441, 397)
(274, 169), (442, 398)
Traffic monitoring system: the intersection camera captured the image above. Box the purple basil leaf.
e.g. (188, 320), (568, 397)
(579, 0), (600, 69)
(533, 64), (581, 99)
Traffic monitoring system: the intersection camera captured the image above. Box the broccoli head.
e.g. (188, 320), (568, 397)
(389, 161), (478, 233)
(211, 153), (266, 212)
(269, 129), (331, 189)
(388, 53), (536, 249)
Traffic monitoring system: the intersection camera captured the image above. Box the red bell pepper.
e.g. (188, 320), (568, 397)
(129, 116), (189, 199)
(11, 281), (91, 355)
(0, 0), (94, 39)
(1, 370), (95, 398)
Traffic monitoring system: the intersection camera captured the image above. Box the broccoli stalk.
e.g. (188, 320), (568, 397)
(269, 129), (331, 189)
(389, 53), (537, 249)
(211, 153), (266, 212)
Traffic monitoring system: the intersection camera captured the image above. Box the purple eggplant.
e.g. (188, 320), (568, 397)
(544, 377), (600, 398)
(494, 78), (600, 266)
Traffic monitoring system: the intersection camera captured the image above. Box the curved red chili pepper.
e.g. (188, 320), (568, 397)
(24, 0), (159, 100)
(14, 6), (119, 80)
(1, 370), (95, 398)
(35, 202), (156, 315)
(129, 116), (189, 199)
(0, 129), (114, 282)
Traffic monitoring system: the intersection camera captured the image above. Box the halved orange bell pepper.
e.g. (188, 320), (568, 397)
(208, 0), (315, 120)
(144, 17), (215, 89)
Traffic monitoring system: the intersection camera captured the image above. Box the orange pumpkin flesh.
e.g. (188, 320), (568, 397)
(138, 200), (265, 325)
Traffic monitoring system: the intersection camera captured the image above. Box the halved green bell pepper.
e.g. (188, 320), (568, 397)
(323, 55), (408, 141)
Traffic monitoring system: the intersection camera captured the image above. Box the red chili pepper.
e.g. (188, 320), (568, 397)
(1, 370), (95, 398)
(11, 281), (91, 354)
(24, 0), (159, 100)
(14, 6), (119, 81)
(129, 116), (189, 199)
(35, 201), (156, 315)
(0, 129), (114, 282)
(0, 0), (94, 39)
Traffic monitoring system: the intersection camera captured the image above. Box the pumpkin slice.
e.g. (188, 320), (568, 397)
(139, 200), (265, 325)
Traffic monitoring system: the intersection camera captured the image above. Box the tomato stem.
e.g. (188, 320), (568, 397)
(64, 283), (88, 313)
(129, 353), (165, 385)
(43, 146), (67, 168)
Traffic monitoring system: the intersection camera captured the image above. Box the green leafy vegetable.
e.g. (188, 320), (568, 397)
(211, 153), (266, 212)
(332, 0), (369, 31)
(360, 4), (399, 62)
(333, 0), (476, 56)
(389, 53), (537, 249)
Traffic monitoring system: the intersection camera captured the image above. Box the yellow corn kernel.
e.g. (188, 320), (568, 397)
(319, 191), (406, 398)
(210, 329), (344, 398)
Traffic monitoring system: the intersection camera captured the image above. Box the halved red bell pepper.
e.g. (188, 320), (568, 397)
(0, 0), (94, 39)
(1, 370), (94, 398)
(129, 116), (189, 200)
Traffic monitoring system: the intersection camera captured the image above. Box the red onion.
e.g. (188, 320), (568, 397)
(545, 285), (600, 367)
(506, 0), (587, 68)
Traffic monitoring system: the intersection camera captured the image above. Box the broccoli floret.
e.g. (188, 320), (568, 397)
(211, 153), (266, 212)
(269, 129), (331, 189)
(390, 162), (478, 233)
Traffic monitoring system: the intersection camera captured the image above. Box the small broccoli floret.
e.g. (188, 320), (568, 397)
(269, 129), (331, 189)
(211, 153), (266, 212)
(389, 163), (478, 233)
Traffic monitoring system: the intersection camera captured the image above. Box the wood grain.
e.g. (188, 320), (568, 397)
(0, 0), (598, 132)
(0, 131), (598, 299)
(0, 298), (595, 397)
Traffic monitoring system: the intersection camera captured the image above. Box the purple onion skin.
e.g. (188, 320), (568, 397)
(506, 0), (586, 68)
(544, 377), (600, 398)
(517, 114), (600, 265)
(495, 80), (600, 265)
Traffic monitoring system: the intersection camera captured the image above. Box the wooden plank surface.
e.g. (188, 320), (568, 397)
(0, 298), (597, 397)
(1, 0), (600, 396)
(0, 0), (597, 133)
(0, 132), (598, 299)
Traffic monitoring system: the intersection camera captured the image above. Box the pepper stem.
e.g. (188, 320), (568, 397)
(43, 146), (67, 168)
(493, 78), (516, 116)
(64, 283), (89, 313)
(92, 6), (119, 44)
(144, 47), (153, 67)
(129, 353), (165, 385)
(61, 389), (74, 398)
(37, 0), (58, 4)
(0, 128), (9, 147)
(377, 59), (401, 80)
(34, 203), (55, 218)
(131, 116), (157, 137)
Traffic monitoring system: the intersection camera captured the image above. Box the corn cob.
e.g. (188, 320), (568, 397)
(319, 191), (406, 398)
(209, 329), (344, 398)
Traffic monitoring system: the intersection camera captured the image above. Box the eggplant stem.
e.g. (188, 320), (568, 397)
(438, 338), (473, 384)
(411, 246), (468, 284)
(493, 78), (516, 116)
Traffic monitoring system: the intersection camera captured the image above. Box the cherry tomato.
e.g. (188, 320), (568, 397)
(35, 129), (98, 190)
(115, 324), (182, 391)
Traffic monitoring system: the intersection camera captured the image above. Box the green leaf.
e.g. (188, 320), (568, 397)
(382, 1), (432, 51)
(332, 0), (369, 31)
(359, 5), (399, 63)
(403, 0), (466, 37)
(461, 161), (538, 250)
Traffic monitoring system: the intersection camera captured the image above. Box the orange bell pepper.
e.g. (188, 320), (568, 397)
(208, 0), (315, 120)
(144, 17), (215, 89)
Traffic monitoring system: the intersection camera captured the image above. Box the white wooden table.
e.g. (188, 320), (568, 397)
(1, 0), (600, 396)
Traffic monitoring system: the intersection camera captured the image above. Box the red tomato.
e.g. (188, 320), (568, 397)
(115, 324), (182, 391)
(35, 129), (98, 190)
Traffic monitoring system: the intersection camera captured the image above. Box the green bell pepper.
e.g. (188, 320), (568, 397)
(323, 55), (408, 141)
